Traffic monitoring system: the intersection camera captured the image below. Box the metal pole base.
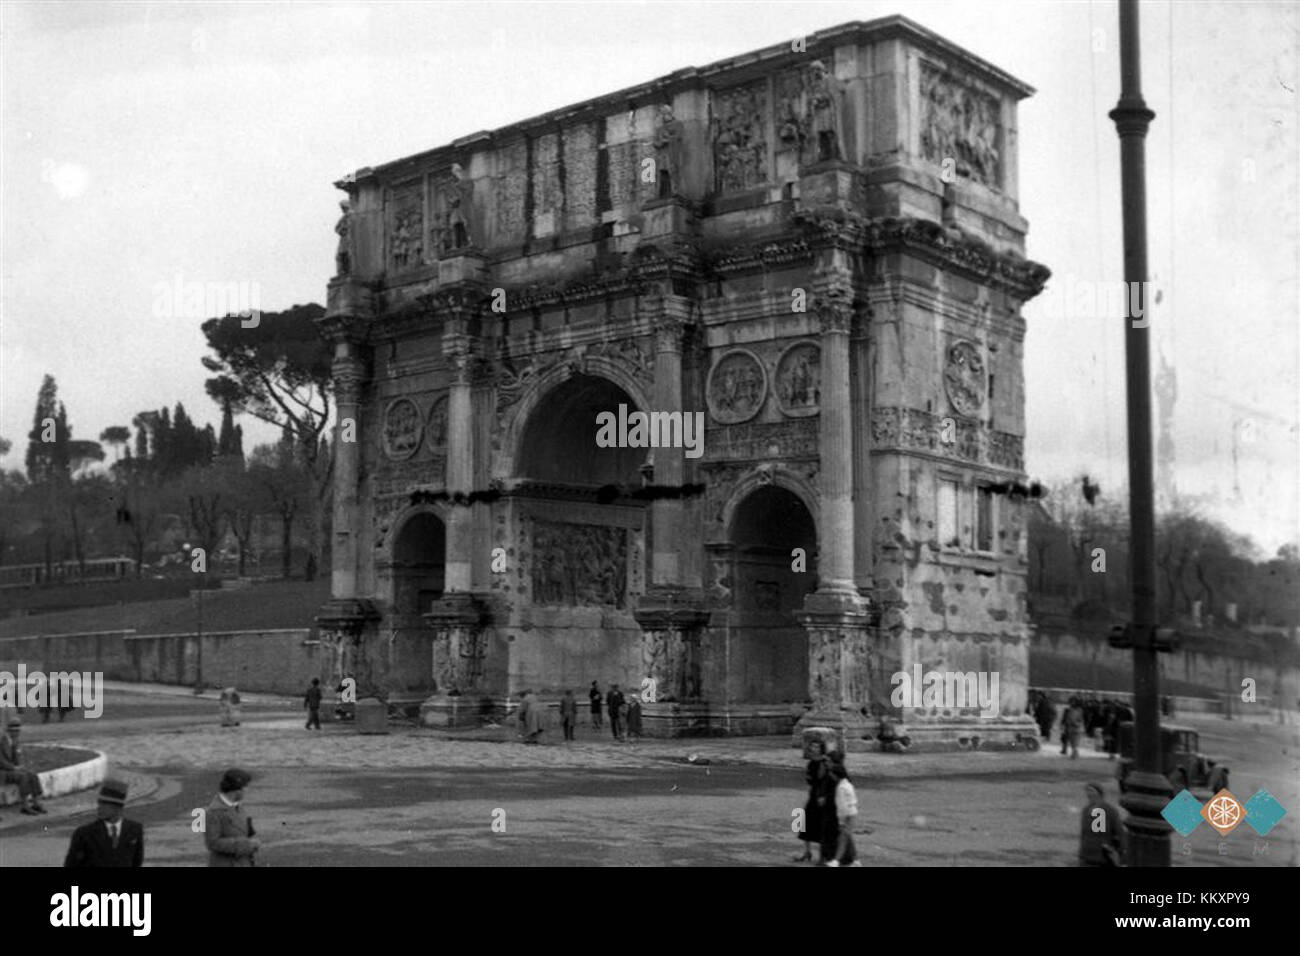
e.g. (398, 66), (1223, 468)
(1121, 770), (1174, 866)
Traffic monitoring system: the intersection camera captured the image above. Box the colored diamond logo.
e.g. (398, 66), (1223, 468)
(1161, 789), (1203, 837)
(1244, 789), (1287, 837)
(1201, 789), (1245, 836)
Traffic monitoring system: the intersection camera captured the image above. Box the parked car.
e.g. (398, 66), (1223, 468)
(1116, 721), (1229, 794)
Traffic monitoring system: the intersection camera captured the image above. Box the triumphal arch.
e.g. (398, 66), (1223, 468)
(315, 16), (1050, 747)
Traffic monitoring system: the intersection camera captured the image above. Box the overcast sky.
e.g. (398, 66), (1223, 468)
(2, 0), (1297, 553)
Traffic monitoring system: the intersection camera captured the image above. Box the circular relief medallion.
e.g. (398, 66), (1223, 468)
(383, 397), (422, 460)
(773, 341), (821, 417)
(426, 394), (449, 449)
(943, 341), (986, 417)
(706, 349), (767, 425)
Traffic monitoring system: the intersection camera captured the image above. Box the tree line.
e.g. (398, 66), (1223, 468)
(1030, 475), (1299, 637)
(0, 304), (333, 582)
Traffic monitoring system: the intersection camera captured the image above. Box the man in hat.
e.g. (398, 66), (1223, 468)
(204, 768), (259, 867)
(1079, 781), (1124, 866)
(64, 779), (143, 867)
(0, 714), (47, 815)
(304, 677), (323, 730)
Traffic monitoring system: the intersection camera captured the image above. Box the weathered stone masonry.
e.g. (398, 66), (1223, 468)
(315, 16), (1050, 747)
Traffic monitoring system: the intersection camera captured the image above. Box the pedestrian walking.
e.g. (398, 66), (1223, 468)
(607, 683), (625, 740)
(560, 688), (578, 741)
(518, 689), (544, 744)
(304, 678), (323, 730)
(826, 761), (860, 867)
(626, 694), (643, 741)
(589, 681), (603, 730)
(818, 750), (843, 863)
(0, 714), (47, 815)
(1037, 694), (1057, 739)
(795, 738), (830, 863)
(64, 779), (143, 868)
(219, 686), (242, 728)
(1079, 782), (1123, 866)
(205, 768), (259, 867)
(1063, 697), (1085, 759)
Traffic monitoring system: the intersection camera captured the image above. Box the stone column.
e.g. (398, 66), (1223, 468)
(795, 262), (874, 748)
(813, 275), (858, 598)
(330, 341), (364, 600)
(442, 324), (475, 593)
(649, 300), (689, 585)
(422, 288), (501, 727)
(313, 288), (381, 705)
(634, 293), (712, 734)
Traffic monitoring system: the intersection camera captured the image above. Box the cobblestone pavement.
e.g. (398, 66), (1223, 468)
(2, 688), (1295, 867)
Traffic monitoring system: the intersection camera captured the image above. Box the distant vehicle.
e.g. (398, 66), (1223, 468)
(1116, 721), (1229, 794)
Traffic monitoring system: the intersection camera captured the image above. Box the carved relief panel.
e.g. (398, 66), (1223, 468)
(531, 132), (564, 235)
(712, 80), (769, 192)
(774, 341), (821, 417)
(494, 141), (528, 245)
(943, 341), (986, 417)
(387, 185), (425, 271)
(706, 349), (767, 424)
(919, 64), (1002, 189)
(530, 519), (628, 608)
(382, 398), (423, 460)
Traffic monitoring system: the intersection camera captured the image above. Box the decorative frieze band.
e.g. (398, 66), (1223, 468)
(870, 406), (1023, 471)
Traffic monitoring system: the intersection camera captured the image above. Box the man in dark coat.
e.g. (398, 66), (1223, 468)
(559, 689), (578, 741)
(589, 681), (603, 730)
(1036, 695), (1057, 739)
(607, 684), (625, 740)
(304, 678), (323, 730)
(64, 779), (143, 867)
(204, 768), (259, 867)
(1079, 782), (1123, 866)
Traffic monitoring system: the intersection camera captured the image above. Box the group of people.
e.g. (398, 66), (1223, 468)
(795, 738), (860, 867)
(587, 681), (644, 741)
(62, 767), (260, 867)
(1026, 690), (1134, 759)
(522, 682), (646, 743)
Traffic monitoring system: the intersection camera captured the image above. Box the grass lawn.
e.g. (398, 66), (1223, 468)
(21, 744), (100, 773)
(0, 579), (331, 639)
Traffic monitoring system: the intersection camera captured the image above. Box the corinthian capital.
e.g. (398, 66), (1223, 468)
(332, 355), (366, 404)
(815, 284), (856, 334)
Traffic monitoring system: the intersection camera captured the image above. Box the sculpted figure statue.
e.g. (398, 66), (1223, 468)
(334, 199), (353, 276)
(652, 104), (684, 199)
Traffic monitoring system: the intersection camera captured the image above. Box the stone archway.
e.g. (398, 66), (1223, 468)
(507, 372), (649, 694)
(516, 373), (646, 488)
(723, 484), (818, 703)
(392, 512), (446, 616)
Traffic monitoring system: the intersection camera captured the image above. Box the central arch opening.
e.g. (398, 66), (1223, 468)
(517, 374), (645, 487)
(510, 372), (649, 694)
(726, 484), (817, 703)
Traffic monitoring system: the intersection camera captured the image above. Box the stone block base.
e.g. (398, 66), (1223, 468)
(419, 696), (486, 729)
(852, 715), (1042, 753)
(639, 702), (798, 738)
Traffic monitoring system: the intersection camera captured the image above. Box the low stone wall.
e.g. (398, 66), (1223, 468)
(0, 628), (322, 696)
(0, 746), (107, 807)
(1032, 628), (1300, 707)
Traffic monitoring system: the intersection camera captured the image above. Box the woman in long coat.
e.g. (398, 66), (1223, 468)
(796, 738), (831, 863)
(519, 690), (544, 744)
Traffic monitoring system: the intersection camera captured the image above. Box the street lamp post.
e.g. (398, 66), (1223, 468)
(1108, 0), (1172, 866)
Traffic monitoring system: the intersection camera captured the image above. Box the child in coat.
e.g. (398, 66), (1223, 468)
(826, 762), (860, 867)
